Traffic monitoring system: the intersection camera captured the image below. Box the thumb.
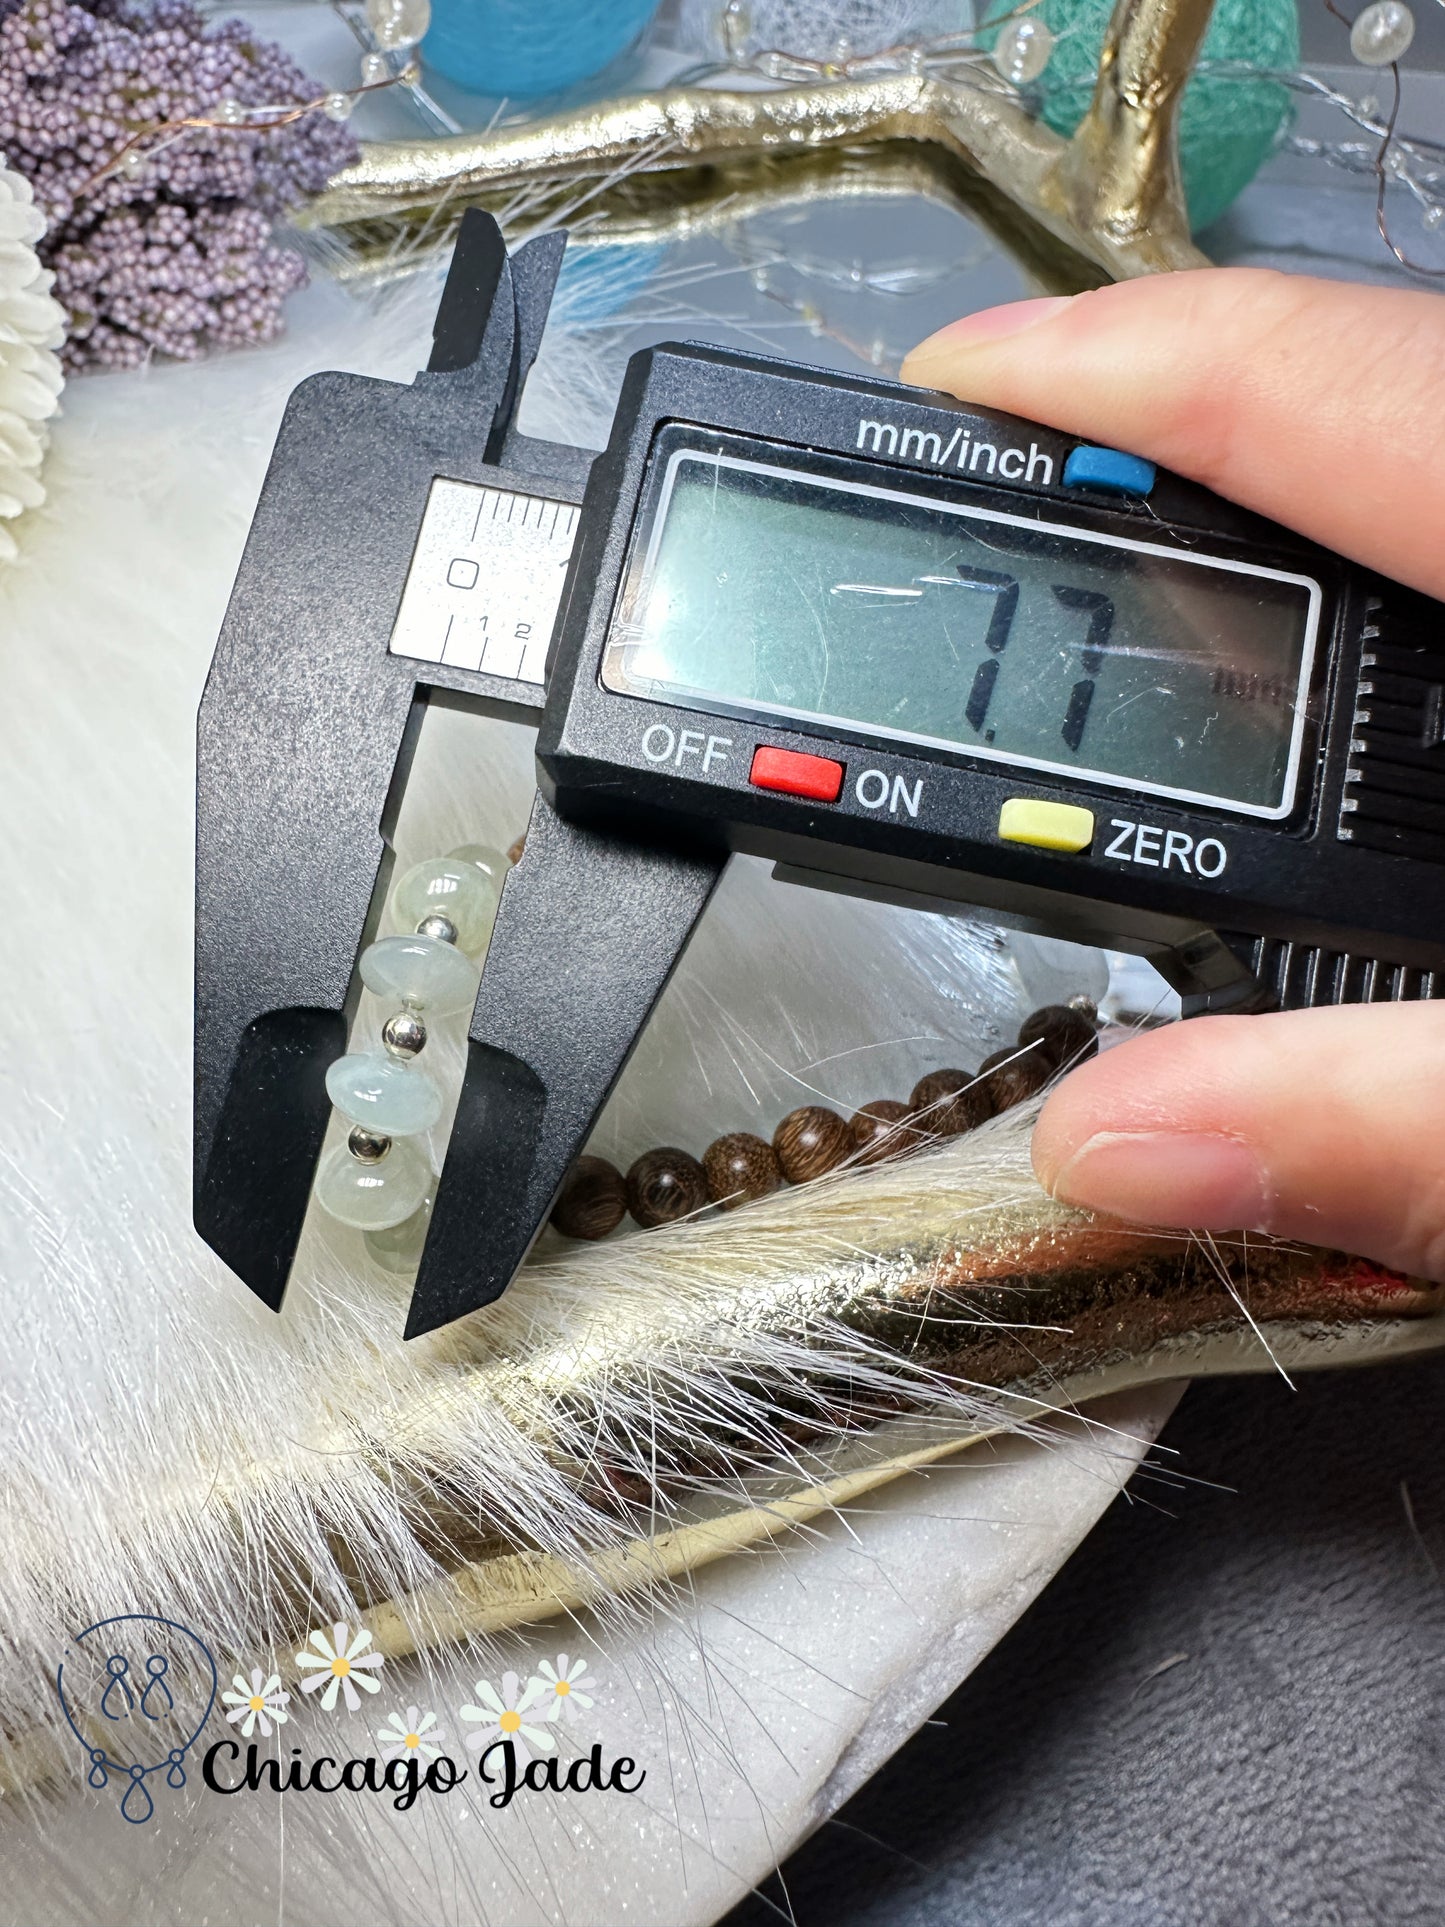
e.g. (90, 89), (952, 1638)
(1031, 1004), (1445, 1282)
(901, 268), (1445, 602)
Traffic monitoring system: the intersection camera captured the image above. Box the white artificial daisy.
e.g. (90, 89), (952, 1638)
(294, 1621), (384, 1712)
(220, 1667), (290, 1739)
(0, 163), (65, 568)
(377, 1706), (447, 1764)
(536, 1654), (597, 1724)
(459, 1670), (554, 1763)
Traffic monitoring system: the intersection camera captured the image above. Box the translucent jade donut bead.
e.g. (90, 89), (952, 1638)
(325, 1052), (443, 1136)
(392, 854), (500, 954)
(315, 1136), (433, 1230)
(359, 933), (479, 1014)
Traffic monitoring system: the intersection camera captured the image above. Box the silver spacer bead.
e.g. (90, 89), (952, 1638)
(416, 912), (458, 945)
(1067, 995), (1100, 1022)
(381, 1009), (428, 1060)
(348, 1125), (392, 1163)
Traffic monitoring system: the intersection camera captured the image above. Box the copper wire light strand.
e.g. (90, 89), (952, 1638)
(1319, 0), (1445, 278)
(78, 69), (413, 201)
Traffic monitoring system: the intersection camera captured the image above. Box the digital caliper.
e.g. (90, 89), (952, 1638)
(195, 212), (1445, 1338)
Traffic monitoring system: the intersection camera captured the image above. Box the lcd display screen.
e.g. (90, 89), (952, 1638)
(602, 435), (1322, 819)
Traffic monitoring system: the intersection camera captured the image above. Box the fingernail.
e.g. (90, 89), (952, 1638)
(1045, 1131), (1272, 1231)
(912, 296), (1074, 356)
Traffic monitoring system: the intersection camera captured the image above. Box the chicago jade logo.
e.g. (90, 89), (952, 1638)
(202, 1732), (645, 1812)
(63, 1616), (643, 1820)
(55, 1614), (219, 1824)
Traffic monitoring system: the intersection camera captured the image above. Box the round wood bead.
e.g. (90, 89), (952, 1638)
(625, 1146), (709, 1227)
(908, 1067), (992, 1137)
(702, 1132), (781, 1209)
(551, 1154), (627, 1240)
(772, 1105), (852, 1183)
(978, 1045), (1051, 1112)
(1017, 1003), (1098, 1072)
(849, 1099), (924, 1166)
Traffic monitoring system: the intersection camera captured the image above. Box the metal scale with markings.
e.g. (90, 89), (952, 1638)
(194, 213), (1445, 1338)
(390, 481), (577, 684)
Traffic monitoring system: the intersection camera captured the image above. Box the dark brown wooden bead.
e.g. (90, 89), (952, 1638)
(978, 1046), (1051, 1112)
(1017, 1003), (1098, 1072)
(849, 1099), (925, 1166)
(773, 1105), (852, 1183)
(908, 1067), (992, 1137)
(625, 1146), (709, 1228)
(703, 1132), (782, 1209)
(550, 1154), (627, 1240)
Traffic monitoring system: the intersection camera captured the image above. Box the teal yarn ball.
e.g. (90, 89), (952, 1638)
(982, 0), (1299, 233)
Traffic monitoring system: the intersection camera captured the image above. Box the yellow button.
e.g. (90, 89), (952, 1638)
(998, 797), (1095, 853)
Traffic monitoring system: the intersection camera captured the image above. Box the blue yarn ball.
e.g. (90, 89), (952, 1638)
(424, 0), (664, 98)
(983, 0), (1299, 233)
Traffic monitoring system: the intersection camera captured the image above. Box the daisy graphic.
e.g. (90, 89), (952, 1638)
(459, 1670), (554, 1763)
(294, 1621), (384, 1712)
(220, 1668), (290, 1739)
(377, 1706), (447, 1764)
(536, 1654), (597, 1724)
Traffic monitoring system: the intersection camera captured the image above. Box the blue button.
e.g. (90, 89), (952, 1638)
(1062, 445), (1156, 496)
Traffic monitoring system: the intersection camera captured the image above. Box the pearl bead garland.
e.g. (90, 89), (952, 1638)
(315, 842), (510, 1237)
(992, 16), (1054, 87)
(1350, 1), (1415, 67)
(365, 0), (431, 51)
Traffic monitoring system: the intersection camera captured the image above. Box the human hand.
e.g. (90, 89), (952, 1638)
(903, 270), (1445, 1281)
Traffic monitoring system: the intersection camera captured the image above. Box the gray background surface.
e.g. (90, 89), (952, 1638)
(725, 1357), (1445, 1926)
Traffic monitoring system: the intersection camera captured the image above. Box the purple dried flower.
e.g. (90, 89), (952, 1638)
(0, 0), (358, 369)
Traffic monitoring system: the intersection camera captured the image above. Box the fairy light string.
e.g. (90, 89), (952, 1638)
(78, 60), (419, 200)
(48, 0), (1445, 291)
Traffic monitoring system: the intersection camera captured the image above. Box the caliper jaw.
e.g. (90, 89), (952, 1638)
(405, 795), (723, 1338)
(193, 211), (572, 1312)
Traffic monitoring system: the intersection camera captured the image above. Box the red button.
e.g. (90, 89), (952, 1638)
(749, 745), (845, 802)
